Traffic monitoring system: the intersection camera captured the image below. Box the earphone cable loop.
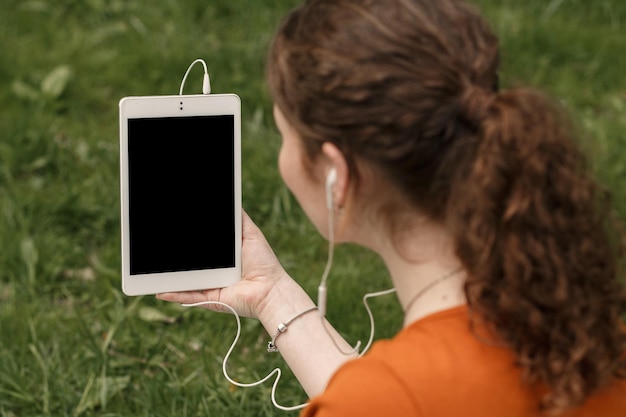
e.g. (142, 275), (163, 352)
(179, 58), (211, 95)
(182, 300), (308, 411)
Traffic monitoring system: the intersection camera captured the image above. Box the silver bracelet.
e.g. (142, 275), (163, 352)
(267, 307), (319, 352)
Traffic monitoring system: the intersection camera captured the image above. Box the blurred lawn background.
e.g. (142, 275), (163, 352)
(0, 0), (624, 416)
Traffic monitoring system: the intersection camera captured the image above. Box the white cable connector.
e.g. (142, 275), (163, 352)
(317, 284), (327, 318)
(202, 72), (211, 95)
(179, 58), (211, 95)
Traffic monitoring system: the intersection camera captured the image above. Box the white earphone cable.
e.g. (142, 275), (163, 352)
(317, 169), (396, 357)
(181, 284), (396, 411)
(318, 197), (364, 356)
(177, 60), (396, 411)
(360, 288), (397, 354)
(182, 300), (308, 411)
(179, 58), (211, 95)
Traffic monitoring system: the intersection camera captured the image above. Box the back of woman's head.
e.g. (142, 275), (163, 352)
(268, 0), (499, 219)
(267, 0), (626, 414)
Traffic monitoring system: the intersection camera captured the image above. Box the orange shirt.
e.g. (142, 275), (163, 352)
(302, 306), (626, 417)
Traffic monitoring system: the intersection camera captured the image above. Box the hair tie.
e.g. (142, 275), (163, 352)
(458, 84), (496, 128)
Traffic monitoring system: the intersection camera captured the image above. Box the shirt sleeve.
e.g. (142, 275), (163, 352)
(300, 357), (421, 417)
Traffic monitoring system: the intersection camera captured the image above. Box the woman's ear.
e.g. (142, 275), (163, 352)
(321, 142), (350, 209)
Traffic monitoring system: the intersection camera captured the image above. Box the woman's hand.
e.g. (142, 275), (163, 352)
(158, 210), (354, 397)
(156, 211), (297, 319)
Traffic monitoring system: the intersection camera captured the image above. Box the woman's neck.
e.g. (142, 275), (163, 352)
(359, 217), (467, 327)
(337, 189), (467, 327)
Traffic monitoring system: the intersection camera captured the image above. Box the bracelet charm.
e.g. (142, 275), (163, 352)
(267, 307), (318, 353)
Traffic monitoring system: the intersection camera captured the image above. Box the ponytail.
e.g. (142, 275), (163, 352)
(449, 88), (626, 414)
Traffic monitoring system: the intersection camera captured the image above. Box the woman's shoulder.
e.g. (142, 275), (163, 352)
(304, 305), (508, 416)
(364, 305), (517, 385)
(304, 306), (525, 416)
(304, 305), (626, 417)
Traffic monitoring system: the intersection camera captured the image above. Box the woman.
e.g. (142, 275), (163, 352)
(158, 0), (626, 415)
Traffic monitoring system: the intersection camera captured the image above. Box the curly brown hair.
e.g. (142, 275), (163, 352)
(452, 87), (626, 413)
(267, 0), (626, 414)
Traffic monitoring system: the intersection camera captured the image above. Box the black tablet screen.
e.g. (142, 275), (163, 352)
(127, 115), (235, 275)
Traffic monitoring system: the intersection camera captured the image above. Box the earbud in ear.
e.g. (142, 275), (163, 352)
(325, 168), (337, 210)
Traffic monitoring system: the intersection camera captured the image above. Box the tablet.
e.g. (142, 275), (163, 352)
(119, 94), (242, 296)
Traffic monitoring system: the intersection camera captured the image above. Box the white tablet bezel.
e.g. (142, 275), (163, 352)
(119, 94), (242, 296)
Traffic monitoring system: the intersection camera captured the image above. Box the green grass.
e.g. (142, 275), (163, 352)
(0, 0), (624, 416)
